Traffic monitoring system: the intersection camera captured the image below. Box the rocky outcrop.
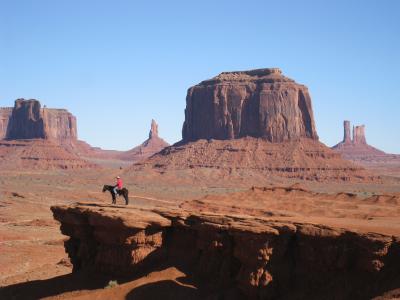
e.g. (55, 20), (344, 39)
(3, 99), (77, 142)
(0, 107), (12, 139)
(182, 68), (319, 143)
(128, 69), (376, 183)
(333, 121), (400, 176)
(52, 195), (400, 299)
(149, 119), (159, 139)
(333, 121), (392, 159)
(343, 120), (351, 143)
(117, 119), (169, 161)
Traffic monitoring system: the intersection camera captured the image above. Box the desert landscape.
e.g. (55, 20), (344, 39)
(0, 67), (400, 300)
(1, 2), (400, 299)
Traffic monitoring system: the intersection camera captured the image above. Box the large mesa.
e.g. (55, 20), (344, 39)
(130, 68), (374, 182)
(4, 99), (77, 142)
(182, 68), (319, 143)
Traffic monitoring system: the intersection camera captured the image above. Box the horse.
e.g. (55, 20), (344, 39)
(102, 185), (129, 205)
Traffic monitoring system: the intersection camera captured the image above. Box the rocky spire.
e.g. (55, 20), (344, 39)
(343, 120), (351, 143)
(353, 125), (367, 144)
(149, 119), (159, 139)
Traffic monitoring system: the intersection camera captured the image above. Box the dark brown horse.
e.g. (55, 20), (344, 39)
(102, 185), (129, 205)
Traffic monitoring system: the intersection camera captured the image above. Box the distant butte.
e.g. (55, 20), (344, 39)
(183, 68), (319, 142)
(0, 99), (95, 169)
(332, 121), (400, 175)
(129, 68), (375, 182)
(117, 119), (169, 161)
(1, 99), (77, 143)
(333, 120), (391, 158)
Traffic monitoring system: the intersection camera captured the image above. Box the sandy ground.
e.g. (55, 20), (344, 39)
(1, 163), (400, 299)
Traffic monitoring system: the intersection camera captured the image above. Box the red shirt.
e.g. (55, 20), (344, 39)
(116, 178), (123, 189)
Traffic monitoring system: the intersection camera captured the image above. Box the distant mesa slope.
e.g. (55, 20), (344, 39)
(117, 119), (169, 161)
(183, 68), (319, 142)
(130, 68), (374, 182)
(333, 120), (397, 159)
(0, 139), (97, 170)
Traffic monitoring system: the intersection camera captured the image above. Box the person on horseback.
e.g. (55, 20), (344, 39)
(113, 176), (123, 197)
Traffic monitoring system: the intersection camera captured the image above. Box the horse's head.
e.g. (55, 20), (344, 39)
(102, 185), (107, 192)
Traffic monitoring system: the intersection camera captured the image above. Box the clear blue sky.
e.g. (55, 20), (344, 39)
(1, 0), (399, 153)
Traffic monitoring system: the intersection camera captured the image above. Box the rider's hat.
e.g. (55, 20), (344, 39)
(116, 176), (120, 179)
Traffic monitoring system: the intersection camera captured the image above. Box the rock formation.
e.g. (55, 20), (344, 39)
(129, 68), (375, 182)
(149, 119), (158, 139)
(333, 121), (400, 176)
(0, 99), (94, 169)
(51, 188), (400, 299)
(353, 124), (367, 144)
(343, 120), (351, 143)
(182, 68), (319, 143)
(333, 121), (390, 158)
(0, 107), (12, 139)
(117, 119), (169, 161)
(4, 99), (77, 142)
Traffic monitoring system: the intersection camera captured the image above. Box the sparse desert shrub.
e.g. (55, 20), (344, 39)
(104, 280), (119, 289)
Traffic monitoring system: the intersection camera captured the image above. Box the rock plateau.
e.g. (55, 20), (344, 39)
(50, 187), (400, 299)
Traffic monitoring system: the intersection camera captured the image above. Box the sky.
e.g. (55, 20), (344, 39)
(0, 0), (399, 153)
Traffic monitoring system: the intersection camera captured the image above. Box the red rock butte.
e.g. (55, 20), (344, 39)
(130, 68), (375, 182)
(182, 68), (318, 143)
(1, 98), (77, 142)
(0, 99), (94, 169)
(333, 120), (387, 159)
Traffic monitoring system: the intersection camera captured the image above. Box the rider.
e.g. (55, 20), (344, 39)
(113, 176), (123, 197)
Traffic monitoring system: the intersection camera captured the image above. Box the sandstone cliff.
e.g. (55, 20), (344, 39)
(4, 99), (77, 142)
(182, 68), (319, 143)
(51, 188), (400, 299)
(0, 107), (12, 139)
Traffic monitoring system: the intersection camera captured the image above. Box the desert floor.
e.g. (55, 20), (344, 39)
(1, 162), (400, 299)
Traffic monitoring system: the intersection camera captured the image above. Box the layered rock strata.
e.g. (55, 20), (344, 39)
(0, 107), (12, 139)
(3, 99), (77, 142)
(52, 192), (400, 299)
(182, 68), (319, 142)
(0, 139), (97, 170)
(130, 137), (374, 182)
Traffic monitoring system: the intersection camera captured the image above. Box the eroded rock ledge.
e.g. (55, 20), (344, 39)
(51, 203), (400, 299)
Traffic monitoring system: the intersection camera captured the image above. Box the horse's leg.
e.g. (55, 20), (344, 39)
(110, 191), (116, 204)
(124, 192), (129, 205)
